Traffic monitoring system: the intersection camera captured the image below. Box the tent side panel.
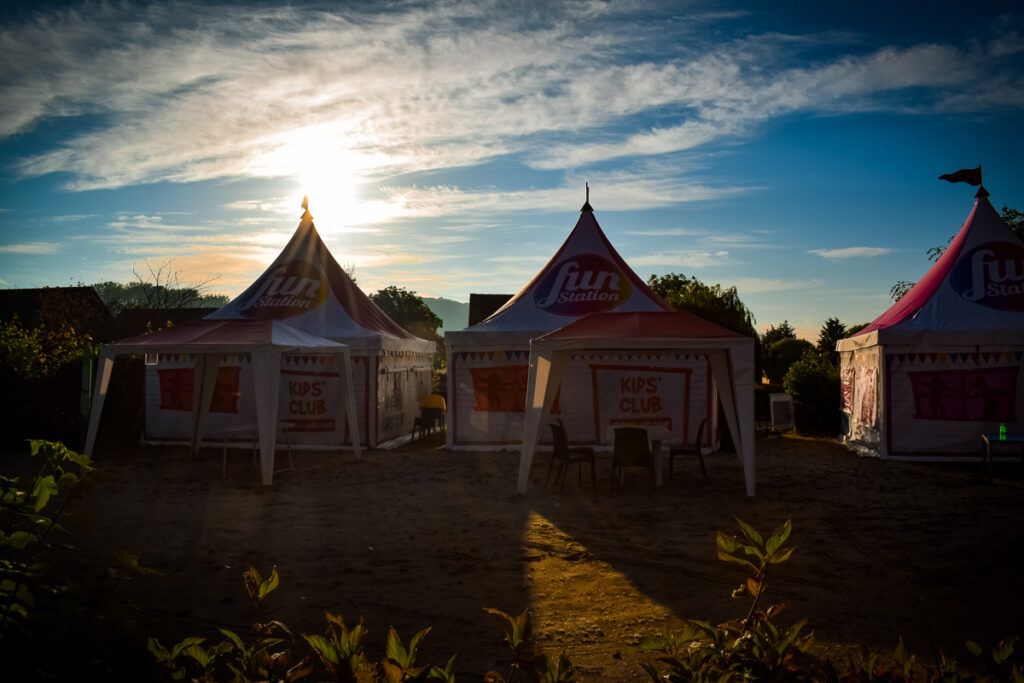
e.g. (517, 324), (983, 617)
(839, 347), (884, 455)
(145, 356), (257, 440)
(887, 347), (1024, 454)
(146, 353), (371, 447)
(450, 347), (711, 446)
(375, 350), (434, 443)
(450, 346), (531, 445)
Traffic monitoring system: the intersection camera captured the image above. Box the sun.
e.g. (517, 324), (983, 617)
(254, 123), (367, 234)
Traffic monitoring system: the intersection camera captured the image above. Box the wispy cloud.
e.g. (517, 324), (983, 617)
(731, 277), (821, 294)
(627, 249), (733, 268)
(1, 0), (1018, 215)
(810, 246), (893, 259)
(0, 241), (62, 254)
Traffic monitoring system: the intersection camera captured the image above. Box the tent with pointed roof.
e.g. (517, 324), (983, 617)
(85, 318), (361, 485)
(144, 206), (435, 448)
(838, 189), (1024, 458)
(445, 198), (720, 449)
(518, 311), (755, 495)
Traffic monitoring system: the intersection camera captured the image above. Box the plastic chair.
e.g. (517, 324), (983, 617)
(611, 426), (655, 497)
(668, 418), (708, 481)
(411, 407), (445, 439)
(546, 419), (596, 492)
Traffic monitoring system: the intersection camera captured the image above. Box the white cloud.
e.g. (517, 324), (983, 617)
(731, 277), (821, 294)
(0, 242), (62, 254)
(809, 246), (892, 259)
(0, 0), (1017, 207)
(628, 249), (733, 268)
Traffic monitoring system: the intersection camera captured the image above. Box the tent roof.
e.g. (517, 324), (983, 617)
(538, 311), (745, 342)
(450, 202), (670, 340)
(842, 192), (1024, 349)
(207, 210), (433, 352)
(110, 318), (346, 354)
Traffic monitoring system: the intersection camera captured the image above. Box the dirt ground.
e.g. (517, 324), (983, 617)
(53, 433), (1024, 680)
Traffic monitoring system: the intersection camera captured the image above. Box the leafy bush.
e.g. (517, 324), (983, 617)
(638, 520), (1024, 682)
(637, 519), (812, 681)
(764, 337), (814, 385)
(0, 319), (97, 445)
(150, 569), (574, 682)
(783, 351), (840, 434)
(1, 440), (160, 679)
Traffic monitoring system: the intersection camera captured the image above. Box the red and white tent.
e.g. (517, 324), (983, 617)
(141, 207), (436, 447)
(85, 318), (361, 485)
(838, 190), (1024, 457)
(518, 311), (756, 495)
(445, 199), (718, 449)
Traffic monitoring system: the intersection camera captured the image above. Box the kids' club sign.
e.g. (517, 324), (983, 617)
(534, 254), (632, 315)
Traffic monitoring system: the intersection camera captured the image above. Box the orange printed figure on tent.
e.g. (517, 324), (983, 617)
(158, 366), (240, 413)
(470, 365), (528, 412)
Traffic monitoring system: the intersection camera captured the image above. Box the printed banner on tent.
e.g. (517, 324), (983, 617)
(855, 368), (877, 426)
(533, 254), (633, 316)
(950, 241), (1024, 311)
(279, 367), (340, 433)
(469, 365), (560, 413)
(235, 259), (330, 320)
(908, 367), (1019, 421)
(158, 367), (241, 413)
(841, 368), (856, 413)
(590, 364), (691, 439)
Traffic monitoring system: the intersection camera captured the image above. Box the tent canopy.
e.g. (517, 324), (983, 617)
(446, 202), (671, 347)
(517, 311), (756, 496)
(84, 318), (362, 485)
(841, 193), (1024, 351)
(207, 209), (433, 353)
(111, 318), (347, 353)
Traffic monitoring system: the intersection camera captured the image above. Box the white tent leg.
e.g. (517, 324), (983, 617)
(517, 348), (564, 493)
(445, 344), (455, 449)
(339, 350), (362, 460)
(253, 350), (281, 486)
(191, 355), (221, 455)
(83, 347), (116, 457)
(709, 349), (755, 497)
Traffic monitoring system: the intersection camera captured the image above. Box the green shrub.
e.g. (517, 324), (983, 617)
(150, 569), (574, 682)
(639, 520), (1024, 682)
(764, 337), (814, 385)
(783, 351), (840, 434)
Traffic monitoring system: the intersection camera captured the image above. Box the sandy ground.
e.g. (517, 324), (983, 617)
(53, 433), (1024, 680)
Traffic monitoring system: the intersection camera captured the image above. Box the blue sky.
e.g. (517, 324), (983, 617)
(1, 1), (1022, 338)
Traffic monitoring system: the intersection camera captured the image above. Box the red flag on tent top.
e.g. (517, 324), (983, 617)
(939, 166), (982, 186)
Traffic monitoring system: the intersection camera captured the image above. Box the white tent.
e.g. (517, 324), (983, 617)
(446, 200), (723, 449)
(838, 189), (1024, 457)
(84, 318), (361, 485)
(147, 206), (435, 447)
(518, 311), (756, 496)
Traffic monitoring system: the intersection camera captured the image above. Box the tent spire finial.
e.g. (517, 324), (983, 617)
(581, 182), (594, 213)
(301, 195), (313, 221)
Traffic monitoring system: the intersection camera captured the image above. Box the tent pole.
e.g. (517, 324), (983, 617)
(517, 345), (563, 493)
(340, 350), (362, 459)
(191, 354), (221, 456)
(253, 350), (282, 486)
(83, 347), (116, 457)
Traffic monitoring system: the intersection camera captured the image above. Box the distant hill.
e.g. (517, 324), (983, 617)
(422, 296), (469, 333)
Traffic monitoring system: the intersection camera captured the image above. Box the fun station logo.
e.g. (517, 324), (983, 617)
(950, 241), (1024, 311)
(236, 259), (329, 319)
(534, 254), (633, 315)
